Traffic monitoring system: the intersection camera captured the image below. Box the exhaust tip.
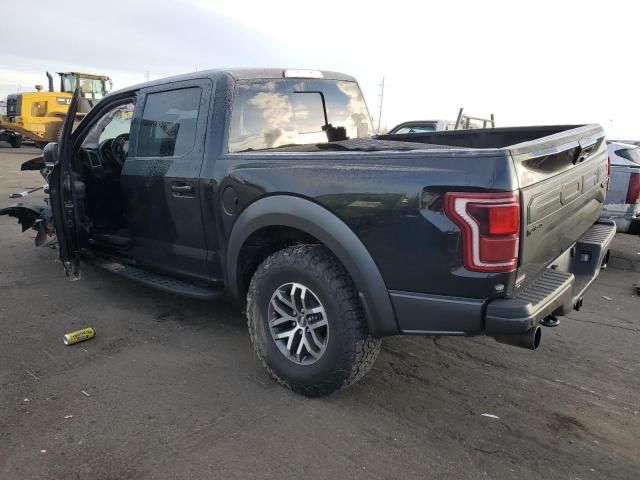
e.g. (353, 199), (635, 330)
(46, 71), (54, 92)
(493, 325), (542, 351)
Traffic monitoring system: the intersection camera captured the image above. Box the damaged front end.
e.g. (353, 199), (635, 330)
(3, 93), (82, 280)
(1, 150), (57, 247)
(0, 203), (56, 247)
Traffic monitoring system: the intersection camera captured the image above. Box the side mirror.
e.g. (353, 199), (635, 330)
(43, 141), (59, 166)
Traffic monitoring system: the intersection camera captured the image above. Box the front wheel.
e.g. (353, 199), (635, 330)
(247, 245), (381, 397)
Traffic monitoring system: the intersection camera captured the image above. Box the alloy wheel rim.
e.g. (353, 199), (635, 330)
(267, 282), (329, 365)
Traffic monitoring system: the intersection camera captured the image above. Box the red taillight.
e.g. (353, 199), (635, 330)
(444, 192), (520, 273)
(488, 205), (520, 235)
(626, 173), (640, 204)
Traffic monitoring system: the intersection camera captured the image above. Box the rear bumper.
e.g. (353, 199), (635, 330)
(390, 221), (616, 336)
(485, 221), (616, 335)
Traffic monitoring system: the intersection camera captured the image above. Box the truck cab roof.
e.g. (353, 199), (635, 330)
(110, 69), (357, 96)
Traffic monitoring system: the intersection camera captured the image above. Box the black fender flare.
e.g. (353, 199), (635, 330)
(225, 195), (399, 337)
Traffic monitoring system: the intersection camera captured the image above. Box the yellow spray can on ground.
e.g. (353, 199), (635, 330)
(63, 327), (96, 345)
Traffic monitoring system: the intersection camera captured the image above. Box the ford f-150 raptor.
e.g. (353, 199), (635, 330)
(1, 69), (616, 396)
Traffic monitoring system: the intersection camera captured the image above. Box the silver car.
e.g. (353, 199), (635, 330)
(602, 141), (640, 233)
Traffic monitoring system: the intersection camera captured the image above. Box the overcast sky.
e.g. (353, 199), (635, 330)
(1, 0), (637, 137)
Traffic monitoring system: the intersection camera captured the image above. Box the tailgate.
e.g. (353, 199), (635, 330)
(510, 125), (609, 290)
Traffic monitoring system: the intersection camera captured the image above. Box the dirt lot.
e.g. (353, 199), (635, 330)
(1, 144), (639, 480)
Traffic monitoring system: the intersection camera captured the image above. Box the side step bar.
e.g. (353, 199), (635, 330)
(85, 255), (224, 300)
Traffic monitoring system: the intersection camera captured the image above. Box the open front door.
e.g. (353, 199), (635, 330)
(48, 88), (82, 279)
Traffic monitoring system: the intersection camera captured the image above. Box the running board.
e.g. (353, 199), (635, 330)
(85, 255), (223, 300)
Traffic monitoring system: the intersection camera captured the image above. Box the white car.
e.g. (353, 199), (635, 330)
(602, 141), (640, 233)
(386, 120), (457, 134)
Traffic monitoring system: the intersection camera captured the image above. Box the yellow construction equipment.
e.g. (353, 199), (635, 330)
(0, 71), (112, 148)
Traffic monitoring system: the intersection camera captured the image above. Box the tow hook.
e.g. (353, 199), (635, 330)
(540, 315), (560, 327)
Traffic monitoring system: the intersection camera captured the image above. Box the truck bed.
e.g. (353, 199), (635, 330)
(377, 124), (590, 150)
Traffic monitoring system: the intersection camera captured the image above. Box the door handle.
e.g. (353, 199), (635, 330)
(171, 182), (194, 196)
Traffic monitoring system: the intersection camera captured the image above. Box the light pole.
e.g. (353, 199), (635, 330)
(377, 76), (385, 134)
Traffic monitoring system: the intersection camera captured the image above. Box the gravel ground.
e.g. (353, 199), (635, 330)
(1, 144), (639, 479)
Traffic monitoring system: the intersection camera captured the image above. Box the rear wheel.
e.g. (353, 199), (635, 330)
(247, 245), (381, 397)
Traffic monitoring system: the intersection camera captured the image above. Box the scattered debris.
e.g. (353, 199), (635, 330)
(473, 445), (500, 454)
(602, 296), (613, 301)
(64, 327), (96, 346)
(481, 413), (500, 419)
(24, 369), (38, 380)
(23, 398), (30, 403)
(40, 450), (47, 454)
(81, 390), (90, 398)
(9, 185), (45, 199)
(554, 378), (598, 395)
(64, 415), (73, 419)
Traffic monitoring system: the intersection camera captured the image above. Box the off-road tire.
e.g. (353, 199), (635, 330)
(247, 244), (381, 397)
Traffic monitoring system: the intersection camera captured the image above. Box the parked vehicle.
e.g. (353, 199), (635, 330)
(1, 69), (615, 397)
(387, 109), (495, 134)
(0, 71), (112, 148)
(0, 129), (23, 148)
(612, 139), (640, 147)
(602, 141), (640, 233)
(387, 120), (456, 134)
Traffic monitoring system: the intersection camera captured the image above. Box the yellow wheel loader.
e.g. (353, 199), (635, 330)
(0, 72), (112, 148)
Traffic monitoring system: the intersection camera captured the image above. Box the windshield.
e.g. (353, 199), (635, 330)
(61, 75), (77, 93)
(82, 102), (134, 147)
(229, 79), (372, 152)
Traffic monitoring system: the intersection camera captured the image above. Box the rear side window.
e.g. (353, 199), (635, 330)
(137, 87), (201, 157)
(229, 79), (372, 152)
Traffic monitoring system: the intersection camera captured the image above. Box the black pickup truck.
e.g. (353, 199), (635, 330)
(2, 69), (615, 397)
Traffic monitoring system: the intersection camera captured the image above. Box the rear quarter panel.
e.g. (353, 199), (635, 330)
(210, 150), (519, 299)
